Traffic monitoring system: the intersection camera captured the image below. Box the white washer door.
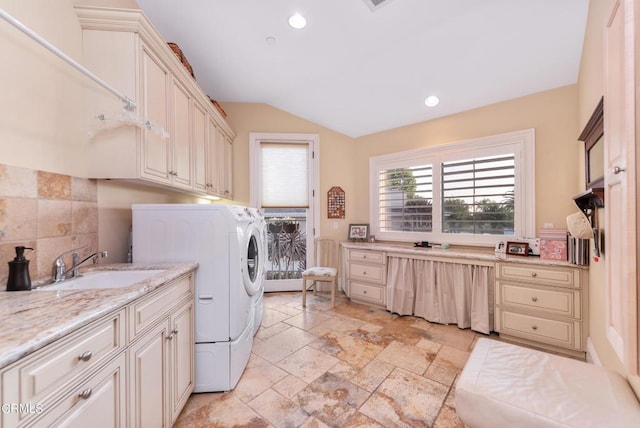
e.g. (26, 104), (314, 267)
(242, 222), (264, 296)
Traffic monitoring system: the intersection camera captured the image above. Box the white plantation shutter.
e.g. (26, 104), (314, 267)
(379, 165), (433, 232)
(261, 142), (309, 207)
(441, 154), (515, 235)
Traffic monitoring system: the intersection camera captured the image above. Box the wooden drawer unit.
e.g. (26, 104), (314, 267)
(349, 263), (386, 285)
(495, 309), (581, 351)
(1, 309), (125, 427)
(349, 250), (386, 264)
(495, 261), (588, 359)
(497, 282), (581, 318)
(350, 281), (385, 306)
(129, 273), (193, 340)
(498, 263), (580, 288)
(346, 249), (387, 308)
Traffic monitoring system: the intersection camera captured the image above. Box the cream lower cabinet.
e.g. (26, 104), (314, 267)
(495, 262), (588, 359)
(346, 249), (387, 308)
(0, 272), (195, 428)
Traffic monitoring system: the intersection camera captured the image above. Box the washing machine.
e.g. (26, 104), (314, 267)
(132, 204), (265, 392)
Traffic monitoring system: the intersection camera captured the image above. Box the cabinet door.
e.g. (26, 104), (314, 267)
(604, 0), (639, 374)
(192, 100), (208, 193)
(129, 320), (169, 428)
(216, 128), (233, 198)
(169, 300), (194, 425)
(206, 117), (219, 195)
(140, 45), (171, 183)
(171, 78), (192, 189)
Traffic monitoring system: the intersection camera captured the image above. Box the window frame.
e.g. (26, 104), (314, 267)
(369, 129), (535, 246)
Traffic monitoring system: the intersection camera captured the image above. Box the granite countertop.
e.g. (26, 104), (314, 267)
(340, 241), (588, 268)
(0, 262), (197, 370)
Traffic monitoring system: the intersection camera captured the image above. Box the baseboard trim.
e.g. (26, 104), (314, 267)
(586, 337), (603, 366)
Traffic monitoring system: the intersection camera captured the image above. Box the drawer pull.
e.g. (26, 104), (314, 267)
(78, 351), (92, 362)
(531, 325), (538, 331)
(363, 290), (367, 294)
(363, 255), (367, 259)
(167, 329), (179, 340)
(78, 389), (92, 400)
(362, 271), (367, 275)
(531, 297), (538, 302)
(531, 272), (537, 277)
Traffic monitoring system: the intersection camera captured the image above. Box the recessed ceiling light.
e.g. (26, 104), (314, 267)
(266, 36), (276, 46)
(424, 95), (440, 107)
(288, 13), (307, 29)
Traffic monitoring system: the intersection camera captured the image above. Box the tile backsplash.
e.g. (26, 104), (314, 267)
(0, 164), (98, 286)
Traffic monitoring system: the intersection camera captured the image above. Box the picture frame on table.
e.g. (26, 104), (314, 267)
(506, 241), (530, 256)
(348, 224), (369, 241)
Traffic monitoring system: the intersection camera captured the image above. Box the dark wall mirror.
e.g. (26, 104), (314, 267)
(579, 97), (604, 189)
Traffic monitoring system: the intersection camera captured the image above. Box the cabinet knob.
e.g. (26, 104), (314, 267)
(531, 272), (537, 277)
(531, 325), (538, 331)
(166, 334), (174, 341)
(78, 389), (93, 400)
(363, 255), (367, 259)
(613, 165), (626, 175)
(362, 271), (367, 275)
(531, 297), (538, 302)
(78, 351), (92, 362)
(172, 328), (179, 335)
(363, 290), (367, 294)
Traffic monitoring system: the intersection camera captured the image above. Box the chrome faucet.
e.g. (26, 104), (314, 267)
(51, 247), (108, 282)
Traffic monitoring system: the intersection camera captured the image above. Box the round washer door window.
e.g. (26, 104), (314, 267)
(247, 234), (259, 283)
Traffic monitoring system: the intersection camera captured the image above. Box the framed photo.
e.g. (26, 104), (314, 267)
(506, 241), (530, 257)
(348, 224), (369, 241)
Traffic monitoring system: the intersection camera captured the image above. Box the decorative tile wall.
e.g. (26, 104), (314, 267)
(0, 164), (98, 287)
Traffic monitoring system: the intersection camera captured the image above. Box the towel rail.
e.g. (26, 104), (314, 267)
(0, 8), (136, 111)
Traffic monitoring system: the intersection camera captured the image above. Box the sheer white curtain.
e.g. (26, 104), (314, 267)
(386, 257), (494, 334)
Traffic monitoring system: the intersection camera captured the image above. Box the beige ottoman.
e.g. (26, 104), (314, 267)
(456, 338), (640, 428)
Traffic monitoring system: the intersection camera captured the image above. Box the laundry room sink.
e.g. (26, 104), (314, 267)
(37, 269), (165, 291)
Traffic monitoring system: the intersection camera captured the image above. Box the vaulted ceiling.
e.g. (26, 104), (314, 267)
(136, 0), (589, 138)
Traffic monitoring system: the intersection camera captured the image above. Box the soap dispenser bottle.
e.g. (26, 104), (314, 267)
(6, 246), (34, 291)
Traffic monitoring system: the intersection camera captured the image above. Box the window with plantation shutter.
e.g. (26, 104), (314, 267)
(369, 129), (534, 245)
(442, 155), (515, 235)
(379, 165), (433, 232)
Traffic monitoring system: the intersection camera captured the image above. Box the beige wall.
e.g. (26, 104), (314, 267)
(221, 102), (357, 243)
(353, 85), (580, 235)
(0, 0), (86, 177)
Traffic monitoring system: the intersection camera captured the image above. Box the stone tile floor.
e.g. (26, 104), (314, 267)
(174, 291), (484, 427)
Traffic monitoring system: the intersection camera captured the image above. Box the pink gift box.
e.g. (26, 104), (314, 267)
(540, 239), (567, 260)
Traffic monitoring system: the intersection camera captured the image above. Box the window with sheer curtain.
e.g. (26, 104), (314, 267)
(370, 129), (535, 246)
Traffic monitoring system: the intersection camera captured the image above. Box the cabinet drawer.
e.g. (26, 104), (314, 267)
(496, 309), (581, 350)
(348, 263), (386, 285)
(1, 310), (125, 427)
(349, 250), (385, 265)
(30, 352), (127, 428)
(350, 281), (385, 306)
(498, 263), (580, 288)
(497, 282), (581, 318)
(129, 273), (193, 340)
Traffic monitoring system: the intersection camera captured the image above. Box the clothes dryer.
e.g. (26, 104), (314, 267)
(132, 204), (265, 392)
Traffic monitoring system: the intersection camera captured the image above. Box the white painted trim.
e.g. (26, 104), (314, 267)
(249, 132), (320, 292)
(586, 337), (603, 366)
(369, 128), (535, 246)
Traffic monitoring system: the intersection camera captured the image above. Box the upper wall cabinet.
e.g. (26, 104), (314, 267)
(76, 6), (235, 199)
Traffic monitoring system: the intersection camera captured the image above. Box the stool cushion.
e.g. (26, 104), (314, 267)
(302, 267), (337, 277)
(456, 338), (640, 428)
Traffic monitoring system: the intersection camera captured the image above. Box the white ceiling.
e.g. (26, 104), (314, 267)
(136, 0), (589, 138)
